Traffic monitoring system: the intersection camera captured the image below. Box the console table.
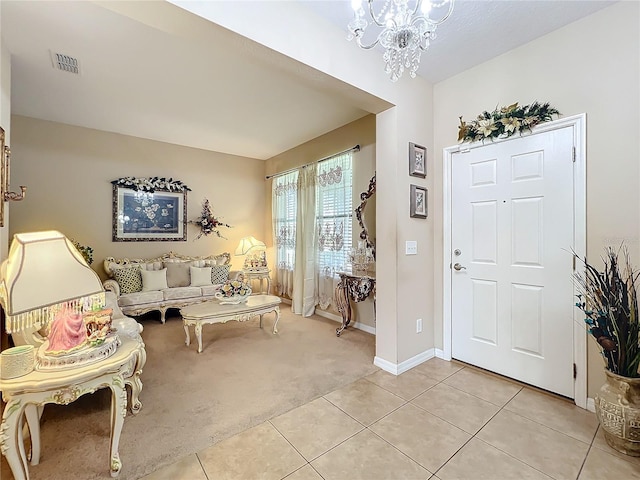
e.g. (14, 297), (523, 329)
(0, 335), (145, 480)
(335, 271), (376, 336)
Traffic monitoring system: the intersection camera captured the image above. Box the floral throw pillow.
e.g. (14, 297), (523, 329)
(112, 266), (143, 294)
(211, 265), (231, 284)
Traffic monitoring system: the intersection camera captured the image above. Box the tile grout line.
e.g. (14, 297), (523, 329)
(430, 389), (512, 479)
(195, 452), (211, 480)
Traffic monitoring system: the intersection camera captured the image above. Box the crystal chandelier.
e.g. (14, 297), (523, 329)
(347, 0), (454, 81)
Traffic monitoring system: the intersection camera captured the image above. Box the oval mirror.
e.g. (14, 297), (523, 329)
(355, 173), (376, 259)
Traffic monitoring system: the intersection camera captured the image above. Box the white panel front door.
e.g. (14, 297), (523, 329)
(451, 127), (575, 397)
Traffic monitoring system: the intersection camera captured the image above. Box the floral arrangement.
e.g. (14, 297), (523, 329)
(574, 247), (640, 378)
(189, 198), (232, 240)
(219, 280), (252, 298)
(112, 177), (191, 193)
(457, 102), (560, 144)
(71, 239), (94, 265)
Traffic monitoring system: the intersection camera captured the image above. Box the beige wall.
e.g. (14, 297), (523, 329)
(433, 2), (640, 397)
(9, 115), (266, 281)
(1, 31), (10, 351)
(264, 114), (377, 328)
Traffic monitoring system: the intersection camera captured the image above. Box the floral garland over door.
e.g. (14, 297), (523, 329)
(457, 102), (560, 144)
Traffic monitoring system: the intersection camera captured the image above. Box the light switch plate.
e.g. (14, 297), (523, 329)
(406, 241), (417, 255)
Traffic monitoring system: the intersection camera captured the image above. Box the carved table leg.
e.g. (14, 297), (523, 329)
(272, 306), (280, 334)
(1, 399), (29, 480)
(183, 322), (191, 346)
(195, 323), (203, 353)
(24, 404), (40, 465)
(335, 280), (351, 336)
(109, 376), (127, 477)
(128, 344), (145, 414)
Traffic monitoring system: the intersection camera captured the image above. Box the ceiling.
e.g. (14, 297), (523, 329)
(1, 0), (615, 160)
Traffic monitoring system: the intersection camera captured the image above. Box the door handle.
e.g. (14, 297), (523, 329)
(453, 263), (467, 271)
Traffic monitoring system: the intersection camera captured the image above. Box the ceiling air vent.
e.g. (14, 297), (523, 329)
(50, 51), (80, 74)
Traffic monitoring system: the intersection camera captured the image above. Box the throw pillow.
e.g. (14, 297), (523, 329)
(141, 268), (168, 291)
(165, 262), (191, 288)
(190, 266), (212, 287)
(112, 266), (142, 294)
(211, 264), (231, 284)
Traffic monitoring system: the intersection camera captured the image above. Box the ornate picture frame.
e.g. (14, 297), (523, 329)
(409, 142), (427, 178)
(112, 184), (187, 242)
(410, 184), (427, 219)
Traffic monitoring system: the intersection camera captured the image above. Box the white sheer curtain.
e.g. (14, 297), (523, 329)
(272, 171), (298, 297)
(292, 164), (318, 316)
(271, 150), (353, 316)
(316, 152), (353, 310)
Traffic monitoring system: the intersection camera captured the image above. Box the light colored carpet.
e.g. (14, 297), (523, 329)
(1, 304), (377, 480)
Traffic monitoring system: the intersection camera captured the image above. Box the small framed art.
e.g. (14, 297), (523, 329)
(410, 184), (427, 219)
(409, 142), (426, 178)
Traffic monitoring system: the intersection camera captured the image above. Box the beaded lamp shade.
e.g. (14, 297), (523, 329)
(0, 231), (105, 334)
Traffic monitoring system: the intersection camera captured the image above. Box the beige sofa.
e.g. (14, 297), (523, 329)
(103, 252), (240, 323)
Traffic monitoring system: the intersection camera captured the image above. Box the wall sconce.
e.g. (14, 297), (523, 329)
(0, 126), (27, 227)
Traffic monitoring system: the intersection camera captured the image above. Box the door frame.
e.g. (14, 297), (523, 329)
(442, 114), (587, 408)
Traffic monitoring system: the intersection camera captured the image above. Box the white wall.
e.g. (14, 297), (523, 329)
(433, 1), (640, 397)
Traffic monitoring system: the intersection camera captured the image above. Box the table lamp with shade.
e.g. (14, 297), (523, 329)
(0, 230), (117, 376)
(235, 236), (267, 271)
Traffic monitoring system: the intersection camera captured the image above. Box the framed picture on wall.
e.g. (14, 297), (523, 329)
(409, 142), (426, 178)
(112, 184), (187, 241)
(410, 184), (427, 219)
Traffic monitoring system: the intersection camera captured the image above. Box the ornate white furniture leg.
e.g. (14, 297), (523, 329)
(109, 375), (126, 477)
(184, 323), (191, 346)
(195, 323), (204, 354)
(24, 405), (40, 465)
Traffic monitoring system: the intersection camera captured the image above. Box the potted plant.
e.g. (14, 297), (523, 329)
(574, 247), (640, 456)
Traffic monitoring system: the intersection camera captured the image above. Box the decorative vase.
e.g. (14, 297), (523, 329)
(214, 292), (250, 305)
(595, 370), (640, 456)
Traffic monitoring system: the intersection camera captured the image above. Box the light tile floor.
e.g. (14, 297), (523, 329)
(142, 358), (640, 480)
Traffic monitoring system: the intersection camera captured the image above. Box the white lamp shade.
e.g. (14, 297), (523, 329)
(0, 231), (104, 332)
(234, 236), (266, 256)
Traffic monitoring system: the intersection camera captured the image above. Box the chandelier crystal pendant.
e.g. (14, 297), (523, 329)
(347, 0), (454, 81)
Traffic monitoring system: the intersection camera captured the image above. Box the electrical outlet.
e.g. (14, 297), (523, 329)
(406, 240), (417, 255)
(416, 318), (422, 333)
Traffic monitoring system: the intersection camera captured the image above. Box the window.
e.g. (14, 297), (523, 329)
(272, 170), (298, 272)
(316, 152), (352, 278)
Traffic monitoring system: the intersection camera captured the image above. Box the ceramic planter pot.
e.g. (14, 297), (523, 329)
(595, 370), (640, 456)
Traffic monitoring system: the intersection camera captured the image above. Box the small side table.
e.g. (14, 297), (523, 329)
(242, 269), (272, 295)
(0, 335), (145, 480)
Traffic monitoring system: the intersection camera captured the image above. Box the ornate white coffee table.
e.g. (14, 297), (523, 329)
(181, 295), (281, 353)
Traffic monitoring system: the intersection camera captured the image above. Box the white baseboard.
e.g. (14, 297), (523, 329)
(314, 309), (376, 335)
(435, 349), (446, 359)
(374, 349), (436, 376)
(586, 397), (596, 413)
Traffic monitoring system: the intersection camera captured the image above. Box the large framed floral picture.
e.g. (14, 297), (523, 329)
(112, 183), (187, 242)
